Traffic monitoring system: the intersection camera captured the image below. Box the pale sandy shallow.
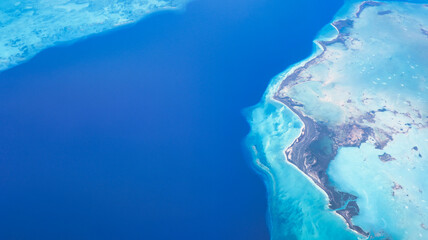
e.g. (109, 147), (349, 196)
(0, 0), (190, 72)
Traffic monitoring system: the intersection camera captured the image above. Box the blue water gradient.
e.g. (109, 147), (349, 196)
(0, 0), (345, 239)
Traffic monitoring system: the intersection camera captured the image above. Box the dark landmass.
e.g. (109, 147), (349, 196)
(392, 182), (403, 190)
(391, 182), (403, 196)
(333, 19), (354, 31)
(379, 153), (396, 162)
(271, 1), (395, 237)
(356, 1), (382, 18)
(274, 95), (370, 237)
(422, 28), (428, 37)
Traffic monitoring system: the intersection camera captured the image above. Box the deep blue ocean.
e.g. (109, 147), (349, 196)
(0, 0), (344, 239)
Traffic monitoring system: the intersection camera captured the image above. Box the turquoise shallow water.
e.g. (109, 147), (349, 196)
(0, 0), (350, 238)
(329, 128), (428, 239)
(245, 72), (360, 240)
(246, 0), (428, 239)
(0, 0), (189, 71)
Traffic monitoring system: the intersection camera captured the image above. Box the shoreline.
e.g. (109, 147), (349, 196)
(273, 95), (368, 237)
(0, 2), (190, 73)
(265, 1), (387, 237)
